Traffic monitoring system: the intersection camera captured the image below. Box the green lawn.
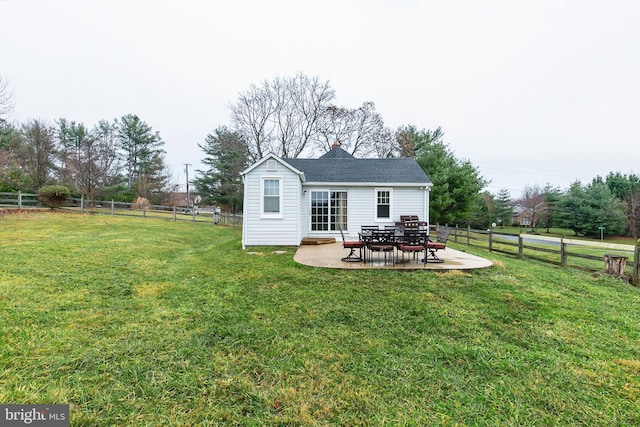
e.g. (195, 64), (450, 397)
(1, 212), (640, 426)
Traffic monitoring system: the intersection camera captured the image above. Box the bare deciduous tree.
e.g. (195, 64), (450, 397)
(21, 119), (57, 189)
(623, 189), (640, 240)
(316, 101), (393, 158)
(230, 82), (275, 162)
(92, 119), (122, 188)
(231, 73), (335, 160)
(0, 74), (14, 124)
(520, 184), (546, 231)
(57, 118), (123, 202)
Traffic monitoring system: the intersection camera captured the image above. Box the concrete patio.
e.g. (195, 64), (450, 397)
(294, 242), (493, 270)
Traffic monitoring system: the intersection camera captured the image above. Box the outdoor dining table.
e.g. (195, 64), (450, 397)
(359, 227), (429, 264)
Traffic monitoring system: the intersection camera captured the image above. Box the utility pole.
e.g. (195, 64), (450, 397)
(185, 163), (191, 208)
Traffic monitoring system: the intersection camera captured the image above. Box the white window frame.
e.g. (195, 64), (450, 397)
(374, 188), (393, 221)
(310, 189), (348, 232)
(260, 176), (283, 219)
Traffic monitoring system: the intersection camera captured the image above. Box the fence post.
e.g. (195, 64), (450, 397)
(143, 204), (146, 218)
(192, 207), (196, 222)
(488, 229), (493, 252)
(111, 200), (114, 215)
(633, 240), (640, 285)
(518, 236), (524, 258)
(81, 196), (84, 214)
(467, 225), (471, 245)
(561, 239), (567, 267)
(454, 225), (459, 243)
(173, 205), (177, 221)
(18, 191), (22, 208)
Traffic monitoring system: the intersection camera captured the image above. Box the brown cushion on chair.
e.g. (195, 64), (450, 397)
(344, 241), (364, 248)
(427, 242), (445, 250)
(398, 244), (423, 252)
(370, 244), (394, 251)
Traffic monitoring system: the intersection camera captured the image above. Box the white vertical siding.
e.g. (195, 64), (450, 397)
(242, 161), (302, 247)
(302, 185), (429, 241)
(393, 187), (429, 224)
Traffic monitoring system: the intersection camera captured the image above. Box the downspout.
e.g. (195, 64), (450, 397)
(424, 185), (431, 225)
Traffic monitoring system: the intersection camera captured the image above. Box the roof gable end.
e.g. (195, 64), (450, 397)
(240, 154), (304, 178)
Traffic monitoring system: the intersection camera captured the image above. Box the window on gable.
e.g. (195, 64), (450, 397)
(376, 189), (391, 220)
(262, 178), (282, 217)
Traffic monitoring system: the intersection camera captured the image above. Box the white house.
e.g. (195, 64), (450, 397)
(240, 146), (433, 248)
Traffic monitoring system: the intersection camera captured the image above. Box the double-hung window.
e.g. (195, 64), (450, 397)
(261, 177), (282, 218)
(375, 188), (392, 221)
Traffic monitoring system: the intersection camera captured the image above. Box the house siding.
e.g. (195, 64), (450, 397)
(301, 185), (429, 241)
(242, 160), (302, 247)
(241, 149), (432, 248)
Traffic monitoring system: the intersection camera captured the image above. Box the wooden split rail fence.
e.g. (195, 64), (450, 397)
(440, 224), (639, 283)
(0, 192), (242, 227)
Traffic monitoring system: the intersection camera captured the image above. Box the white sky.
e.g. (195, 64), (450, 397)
(2, 0), (639, 198)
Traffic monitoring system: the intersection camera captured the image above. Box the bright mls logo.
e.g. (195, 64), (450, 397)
(1, 405), (69, 426)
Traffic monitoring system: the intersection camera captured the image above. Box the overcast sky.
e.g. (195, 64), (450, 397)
(2, 0), (639, 198)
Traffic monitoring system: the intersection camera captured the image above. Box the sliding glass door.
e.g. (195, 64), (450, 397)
(311, 190), (348, 231)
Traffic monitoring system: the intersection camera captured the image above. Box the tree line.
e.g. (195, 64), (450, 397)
(1, 115), (168, 203)
(195, 73), (640, 238)
(3, 71), (638, 237)
(1, 75), (169, 204)
(483, 174), (640, 239)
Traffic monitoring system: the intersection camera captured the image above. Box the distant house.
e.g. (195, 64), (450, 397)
(511, 203), (533, 226)
(511, 201), (548, 227)
(240, 146), (433, 248)
(165, 192), (191, 208)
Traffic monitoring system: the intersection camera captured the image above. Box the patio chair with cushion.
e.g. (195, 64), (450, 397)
(427, 226), (451, 263)
(339, 228), (364, 262)
(367, 229), (397, 265)
(358, 226), (380, 262)
(397, 230), (428, 265)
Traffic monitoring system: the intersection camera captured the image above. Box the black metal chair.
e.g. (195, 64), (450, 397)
(397, 230), (428, 265)
(339, 228), (364, 262)
(427, 226), (451, 263)
(359, 226), (379, 262)
(367, 229), (396, 265)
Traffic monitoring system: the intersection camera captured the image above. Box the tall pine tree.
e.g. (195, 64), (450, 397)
(399, 125), (487, 225)
(116, 114), (165, 197)
(194, 127), (248, 213)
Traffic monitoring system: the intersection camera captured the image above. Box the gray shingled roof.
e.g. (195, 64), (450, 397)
(283, 147), (432, 185)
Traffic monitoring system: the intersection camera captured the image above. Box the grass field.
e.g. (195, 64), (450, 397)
(1, 212), (640, 425)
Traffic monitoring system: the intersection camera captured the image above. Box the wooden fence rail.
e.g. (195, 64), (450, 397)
(0, 192), (242, 227)
(443, 224), (639, 283)
(0, 191), (39, 208)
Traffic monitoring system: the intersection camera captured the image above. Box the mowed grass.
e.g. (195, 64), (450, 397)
(1, 212), (640, 426)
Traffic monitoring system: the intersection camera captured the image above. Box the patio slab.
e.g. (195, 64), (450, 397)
(294, 242), (493, 270)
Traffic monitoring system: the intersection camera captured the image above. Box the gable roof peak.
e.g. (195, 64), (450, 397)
(318, 146), (355, 160)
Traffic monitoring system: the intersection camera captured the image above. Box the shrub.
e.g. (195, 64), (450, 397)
(38, 185), (71, 209)
(131, 197), (150, 210)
